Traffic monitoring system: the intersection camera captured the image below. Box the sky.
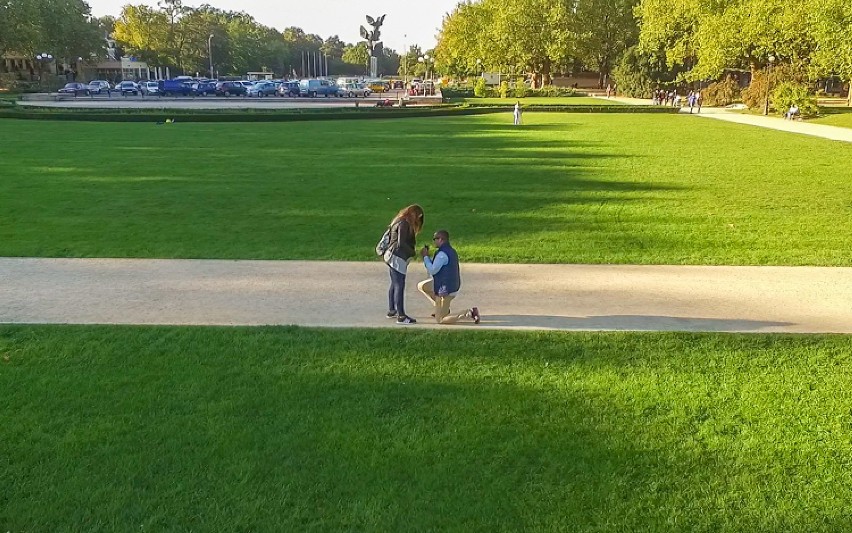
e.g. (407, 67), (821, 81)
(86, 0), (461, 53)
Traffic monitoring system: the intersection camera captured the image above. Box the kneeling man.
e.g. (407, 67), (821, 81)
(418, 230), (481, 324)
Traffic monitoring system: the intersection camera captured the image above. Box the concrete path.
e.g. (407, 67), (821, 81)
(2, 258), (851, 333)
(594, 95), (852, 143)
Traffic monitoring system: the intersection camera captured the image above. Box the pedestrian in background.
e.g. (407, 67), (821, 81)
(513, 101), (522, 125)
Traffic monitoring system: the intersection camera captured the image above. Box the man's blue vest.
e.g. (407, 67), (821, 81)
(433, 243), (461, 296)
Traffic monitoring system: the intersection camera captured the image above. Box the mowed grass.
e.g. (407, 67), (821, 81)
(1, 113), (851, 265)
(1, 325), (851, 531)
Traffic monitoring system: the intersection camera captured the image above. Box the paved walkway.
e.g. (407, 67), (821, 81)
(594, 95), (852, 143)
(2, 258), (851, 333)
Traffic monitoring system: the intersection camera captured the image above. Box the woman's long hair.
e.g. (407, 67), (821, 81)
(393, 204), (424, 235)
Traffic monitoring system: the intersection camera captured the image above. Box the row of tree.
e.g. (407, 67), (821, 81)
(636, 0), (851, 102)
(108, 0), (401, 77)
(434, 0), (638, 87)
(434, 0), (851, 101)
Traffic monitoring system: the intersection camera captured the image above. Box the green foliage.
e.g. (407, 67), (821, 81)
(772, 82), (818, 117)
(435, 0), (589, 85)
(702, 76), (741, 107)
(533, 85), (576, 97)
(0, 0), (103, 62)
(474, 76), (487, 98)
(1, 113), (850, 265)
(513, 78), (529, 98)
(612, 45), (678, 98)
(499, 80), (510, 98)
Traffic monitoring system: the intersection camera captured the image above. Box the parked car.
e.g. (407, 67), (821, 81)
(189, 81), (216, 96)
(158, 79), (193, 96)
(58, 82), (90, 96)
(215, 81), (247, 97)
(87, 80), (112, 94)
(339, 82), (371, 98)
(277, 81), (300, 97)
(247, 81), (278, 97)
(299, 78), (339, 98)
(117, 81), (140, 96)
(367, 80), (389, 93)
(238, 80), (254, 89)
(140, 81), (160, 96)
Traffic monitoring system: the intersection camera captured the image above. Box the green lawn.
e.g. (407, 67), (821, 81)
(1, 325), (851, 531)
(811, 107), (852, 129)
(2, 113), (851, 265)
(451, 96), (623, 105)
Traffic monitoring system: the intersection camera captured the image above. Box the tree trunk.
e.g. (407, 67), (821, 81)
(848, 80), (851, 107)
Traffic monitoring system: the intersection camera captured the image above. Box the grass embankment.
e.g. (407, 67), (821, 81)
(811, 107), (852, 129)
(450, 96), (622, 105)
(1, 325), (850, 531)
(1, 113), (851, 265)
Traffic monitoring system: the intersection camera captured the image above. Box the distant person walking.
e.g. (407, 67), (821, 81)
(513, 101), (522, 125)
(417, 230), (480, 325)
(380, 204), (425, 325)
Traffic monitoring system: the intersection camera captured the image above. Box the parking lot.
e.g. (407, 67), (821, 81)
(19, 90), (439, 109)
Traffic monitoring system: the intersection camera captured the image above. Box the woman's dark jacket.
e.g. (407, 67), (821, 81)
(388, 218), (416, 260)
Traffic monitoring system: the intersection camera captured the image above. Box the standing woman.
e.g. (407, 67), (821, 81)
(384, 204), (424, 324)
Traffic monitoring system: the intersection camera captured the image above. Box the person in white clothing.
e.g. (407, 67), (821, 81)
(513, 101), (522, 125)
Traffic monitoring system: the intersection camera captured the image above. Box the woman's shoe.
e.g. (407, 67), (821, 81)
(396, 315), (417, 325)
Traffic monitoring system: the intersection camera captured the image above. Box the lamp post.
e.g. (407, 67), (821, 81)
(763, 54), (776, 116)
(207, 34), (214, 80)
(35, 53), (53, 92)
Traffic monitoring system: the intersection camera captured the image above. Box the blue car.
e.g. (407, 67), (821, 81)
(158, 79), (193, 96)
(299, 79), (339, 98)
(190, 81), (216, 96)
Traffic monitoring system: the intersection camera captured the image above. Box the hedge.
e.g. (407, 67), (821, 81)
(0, 105), (680, 123)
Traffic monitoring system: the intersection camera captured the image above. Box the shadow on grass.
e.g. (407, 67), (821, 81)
(2, 325), (848, 530)
(0, 115), (688, 260)
(482, 314), (793, 332)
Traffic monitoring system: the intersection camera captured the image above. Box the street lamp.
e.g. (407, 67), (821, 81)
(763, 54), (776, 116)
(423, 54), (431, 81)
(35, 53), (54, 92)
(207, 34), (214, 80)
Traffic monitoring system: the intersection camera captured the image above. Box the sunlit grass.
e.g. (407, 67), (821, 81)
(1, 113), (851, 265)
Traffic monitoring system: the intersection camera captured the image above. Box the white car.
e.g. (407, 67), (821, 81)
(339, 83), (371, 98)
(141, 81), (160, 96)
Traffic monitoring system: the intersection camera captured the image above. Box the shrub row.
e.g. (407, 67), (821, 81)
(0, 104), (680, 123)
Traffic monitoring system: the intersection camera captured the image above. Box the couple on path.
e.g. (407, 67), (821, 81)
(379, 204), (480, 326)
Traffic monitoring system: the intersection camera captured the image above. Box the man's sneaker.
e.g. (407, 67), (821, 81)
(396, 315), (417, 325)
(470, 307), (481, 324)
(386, 311), (398, 319)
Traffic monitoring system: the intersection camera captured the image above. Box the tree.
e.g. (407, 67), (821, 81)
(574, 0), (640, 87)
(0, 0), (102, 71)
(342, 42), (369, 73)
(809, 0), (852, 105)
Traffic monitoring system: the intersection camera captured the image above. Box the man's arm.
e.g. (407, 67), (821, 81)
(423, 251), (448, 276)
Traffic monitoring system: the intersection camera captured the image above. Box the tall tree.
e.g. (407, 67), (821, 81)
(574, 0), (640, 87)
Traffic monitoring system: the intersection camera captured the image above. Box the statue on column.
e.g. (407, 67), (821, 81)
(360, 14), (385, 78)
